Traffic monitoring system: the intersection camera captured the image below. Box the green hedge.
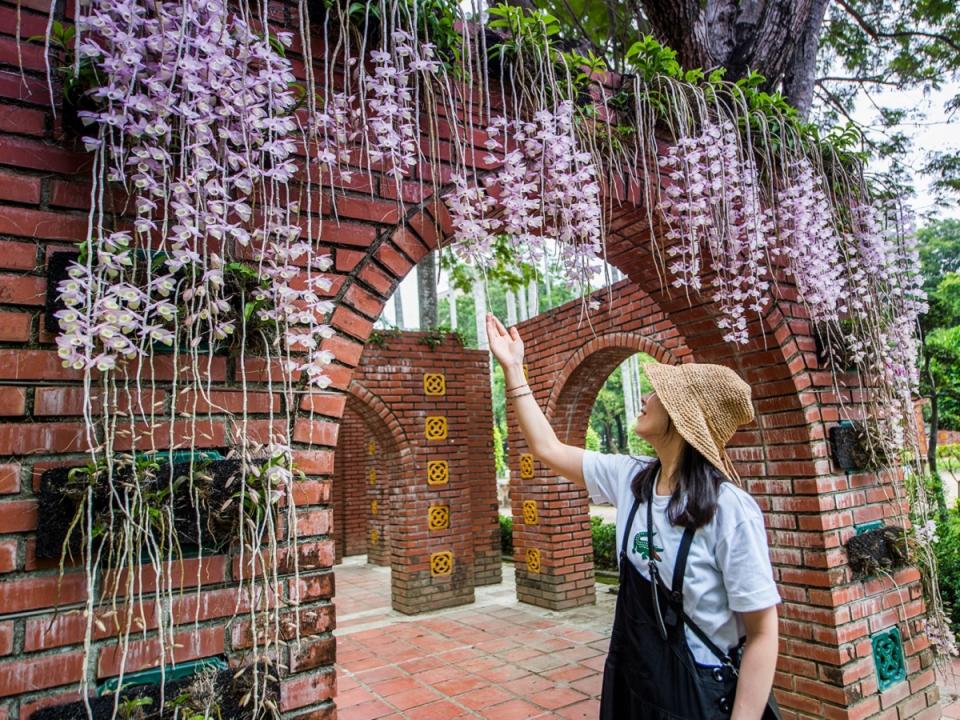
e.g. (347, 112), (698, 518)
(500, 514), (513, 556)
(498, 514), (619, 572)
(935, 507), (960, 634)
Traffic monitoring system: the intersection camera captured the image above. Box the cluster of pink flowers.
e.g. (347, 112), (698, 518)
(446, 102), (602, 285)
(772, 158), (847, 324)
(366, 32), (440, 180)
(251, 215), (337, 387)
(58, 0), (334, 386)
(315, 91), (360, 184)
(657, 122), (771, 344)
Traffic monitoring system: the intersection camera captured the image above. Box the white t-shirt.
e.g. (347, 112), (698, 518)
(583, 450), (781, 666)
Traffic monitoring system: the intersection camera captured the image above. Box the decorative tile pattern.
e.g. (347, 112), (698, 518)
(430, 551), (453, 577)
(871, 626), (906, 691)
(519, 453), (534, 479)
(423, 373), (446, 396)
(526, 548), (541, 574)
(370, 528), (380, 545)
(368, 440), (376, 455)
(522, 500), (538, 525)
(368, 468), (377, 485)
(428, 505), (450, 531)
(425, 416), (448, 440)
(371, 499), (378, 516)
(427, 460), (449, 485)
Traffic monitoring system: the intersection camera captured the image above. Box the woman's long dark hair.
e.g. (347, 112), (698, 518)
(630, 432), (730, 529)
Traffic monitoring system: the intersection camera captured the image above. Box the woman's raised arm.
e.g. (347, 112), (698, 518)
(486, 313), (585, 489)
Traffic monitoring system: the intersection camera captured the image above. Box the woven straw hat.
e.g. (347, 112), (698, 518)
(644, 362), (754, 484)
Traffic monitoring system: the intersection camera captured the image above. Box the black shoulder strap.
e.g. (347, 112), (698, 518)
(680, 608), (736, 670)
(671, 526), (696, 595)
(622, 496), (640, 558)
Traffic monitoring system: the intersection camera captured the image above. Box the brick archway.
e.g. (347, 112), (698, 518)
(0, 15), (937, 716)
(334, 385), (413, 567)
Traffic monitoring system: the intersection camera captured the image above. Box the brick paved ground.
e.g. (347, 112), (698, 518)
(335, 558), (615, 719)
(335, 557), (960, 720)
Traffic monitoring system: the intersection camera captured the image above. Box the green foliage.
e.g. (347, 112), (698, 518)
(368, 327), (402, 348)
(585, 425), (601, 451)
(499, 514), (513, 555)
(418, 326), (464, 350)
(589, 353), (655, 455)
(934, 508), (960, 634)
(29, 21), (101, 118)
(939, 444), (960, 472)
(591, 516), (618, 570)
(492, 423), (507, 478)
(618, 35), (866, 170)
(917, 220), (960, 432)
(818, 0), (960, 203)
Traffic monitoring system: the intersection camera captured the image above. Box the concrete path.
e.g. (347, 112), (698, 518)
(334, 556), (960, 720)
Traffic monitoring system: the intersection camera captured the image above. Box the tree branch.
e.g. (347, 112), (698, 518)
(835, 0), (960, 55)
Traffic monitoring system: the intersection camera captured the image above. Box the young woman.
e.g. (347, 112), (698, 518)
(486, 313), (781, 720)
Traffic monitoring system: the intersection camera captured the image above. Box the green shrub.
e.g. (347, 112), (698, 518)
(934, 508), (960, 634)
(592, 516), (618, 571)
(499, 514), (513, 556)
(939, 443), (960, 473)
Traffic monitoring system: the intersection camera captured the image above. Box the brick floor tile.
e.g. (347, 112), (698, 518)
(455, 685), (514, 710)
(336, 687), (378, 708)
(368, 676), (424, 697)
(569, 674), (603, 698)
(555, 699), (601, 719)
(385, 686), (443, 711)
(479, 698), (545, 720)
(404, 700), (471, 720)
(580, 654), (607, 672)
(433, 674), (488, 696)
(502, 647), (542, 662)
(943, 702), (960, 719)
(355, 665), (406, 684)
(515, 653), (569, 673)
(473, 664), (529, 683)
(502, 674), (555, 696)
(338, 699), (395, 720)
(398, 656), (444, 674)
(528, 687), (590, 711)
(543, 664), (595, 683)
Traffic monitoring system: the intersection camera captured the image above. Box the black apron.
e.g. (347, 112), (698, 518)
(599, 496), (781, 720)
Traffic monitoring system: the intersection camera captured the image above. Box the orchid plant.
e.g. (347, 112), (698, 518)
(44, 0), (952, 710)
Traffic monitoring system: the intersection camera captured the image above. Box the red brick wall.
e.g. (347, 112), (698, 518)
(333, 407), (376, 562)
(346, 332), (501, 613)
(510, 280), (693, 610)
(0, 0), (937, 715)
(512, 266), (936, 719)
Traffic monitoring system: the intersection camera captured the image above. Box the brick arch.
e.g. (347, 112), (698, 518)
(545, 331), (681, 446)
(334, 385), (414, 567)
(0, 19), (936, 715)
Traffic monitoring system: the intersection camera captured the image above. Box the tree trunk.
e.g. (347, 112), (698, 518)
(447, 290), (458, 330)
(639, 0), (824, 103)
(780, 0), (830, 117)
(517, 284), (528, 321)
(927, 355), (939, 475)
(506, 290), (518, 326)
(527, 280), (539, 318)
(393, 291), (405, 328)
(473, 278), (489, 350)
(418, 251), (438, 329)
(614, 415), (626, 453)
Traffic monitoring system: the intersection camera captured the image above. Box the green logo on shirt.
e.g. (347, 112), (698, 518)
(632, 527), (663, 560)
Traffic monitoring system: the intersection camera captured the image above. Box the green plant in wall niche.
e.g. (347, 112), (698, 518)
(419, 326), (464, 350)
(368, 327), (401, 348)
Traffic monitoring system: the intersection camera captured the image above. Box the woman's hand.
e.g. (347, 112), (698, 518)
(486, 313), (524, 370)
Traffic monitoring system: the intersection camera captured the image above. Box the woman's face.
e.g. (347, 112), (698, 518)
(634, 392), (671, 442)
